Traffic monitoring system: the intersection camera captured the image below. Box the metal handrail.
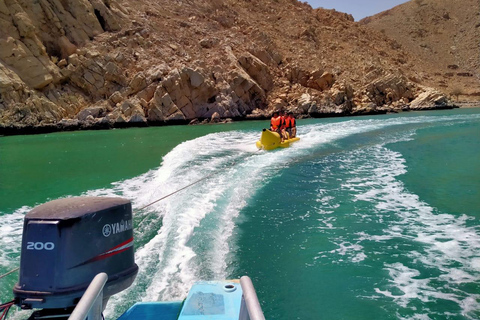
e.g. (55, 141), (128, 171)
(239, 276), (265, 320)
(67, 273), (264, 320)
(69, 273), (108, 320)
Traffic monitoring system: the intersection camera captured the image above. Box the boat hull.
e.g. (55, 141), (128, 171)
(256, 129), (300, 150)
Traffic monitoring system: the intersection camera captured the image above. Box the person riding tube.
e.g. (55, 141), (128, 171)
(279, 110), (288, 141)
(286, 112), (296, 138)
(270, 112), (281, 133)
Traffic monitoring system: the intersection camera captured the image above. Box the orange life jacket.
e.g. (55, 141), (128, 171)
(284, 117), (291, 128)
(271, 116), (281, 129)
(285, 116), (296, 128)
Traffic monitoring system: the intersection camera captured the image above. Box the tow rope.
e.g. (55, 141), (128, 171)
(136, 167), (227, 211)
(0, 158), (234, 280)
(0, 149), (262, 293)
(0, 267), (19, 280)
(137, 148), (262, 212)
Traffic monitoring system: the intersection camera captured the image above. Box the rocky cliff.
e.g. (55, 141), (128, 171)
(0, 0), (466, 134)
(361, 0), (480, 100)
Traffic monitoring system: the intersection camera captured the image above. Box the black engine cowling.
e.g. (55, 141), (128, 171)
(13, 197), (138, 310)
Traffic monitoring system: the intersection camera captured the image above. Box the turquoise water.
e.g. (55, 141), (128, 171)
(1, 109), (480, 319)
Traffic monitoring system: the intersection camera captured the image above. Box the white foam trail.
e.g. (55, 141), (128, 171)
(0, 207), (29, 269)
(105, 114), (480, 315)
(103, 130), (300, 315)
(0, 207), (31, 315)
(339, 144), (480, 318)
(103, 117), (407, 314)
(329, 241), (366, 263)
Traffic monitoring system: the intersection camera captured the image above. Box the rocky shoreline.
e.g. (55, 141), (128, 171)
(454, 101), (480, 108)
(1, 0), (477, 137)
(0, 102), (459, 136)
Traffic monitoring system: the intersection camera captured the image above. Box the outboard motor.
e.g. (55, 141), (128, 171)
(13, 197), (138, 318)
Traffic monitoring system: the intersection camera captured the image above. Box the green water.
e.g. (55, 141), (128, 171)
(0, 123), (264, 212)
(394, 122), (480, 217)
(1, 109), (480, 320)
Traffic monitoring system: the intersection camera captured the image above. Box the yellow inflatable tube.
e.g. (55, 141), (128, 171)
(256, 129), (300, 150)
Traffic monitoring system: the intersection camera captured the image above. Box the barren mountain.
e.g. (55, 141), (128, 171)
(0, 0), (470, 134)
(361, 0), (480, 99)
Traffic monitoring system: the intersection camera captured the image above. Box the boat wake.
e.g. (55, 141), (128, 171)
(348, 145), (480, 318)
(1, 112), (479, 319)
(311, 135), (480, 318)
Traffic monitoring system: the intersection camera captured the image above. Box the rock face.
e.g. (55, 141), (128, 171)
(0, 0), (469, 133)
(0, 0), (124, 128)
(410, 88), (450, 110)
(361, 0), (480, 98)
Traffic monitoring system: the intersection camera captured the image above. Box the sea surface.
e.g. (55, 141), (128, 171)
(1, 108), (480, 320)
